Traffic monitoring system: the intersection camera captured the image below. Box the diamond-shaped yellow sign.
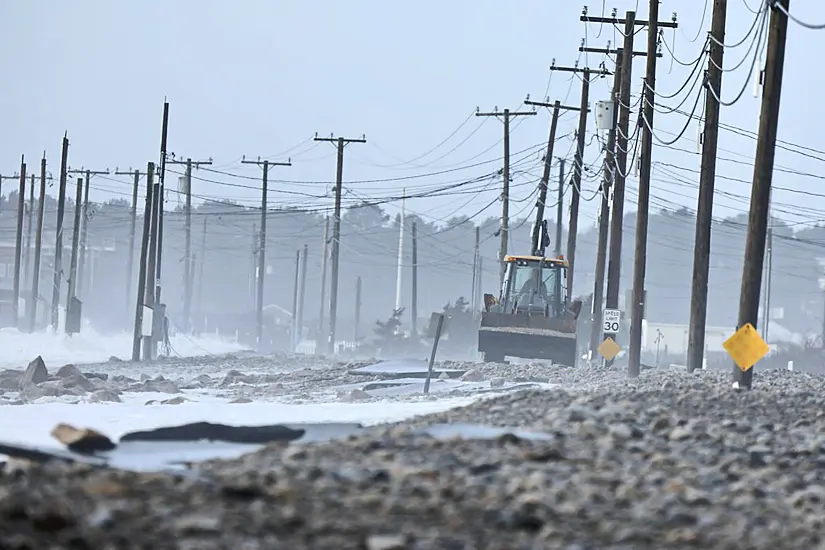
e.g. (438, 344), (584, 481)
(599, 337), (622, 361)
(723, 323), (769, 372)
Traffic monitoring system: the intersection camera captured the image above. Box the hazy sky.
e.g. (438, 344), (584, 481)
(4, 0), (825, 234)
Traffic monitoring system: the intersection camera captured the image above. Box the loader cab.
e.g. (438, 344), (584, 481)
(500, 255), (568, 317)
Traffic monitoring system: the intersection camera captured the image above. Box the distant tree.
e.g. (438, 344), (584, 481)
(344, 202), (389, 231)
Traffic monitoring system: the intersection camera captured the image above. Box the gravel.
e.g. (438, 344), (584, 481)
(3, 364), (825, 548)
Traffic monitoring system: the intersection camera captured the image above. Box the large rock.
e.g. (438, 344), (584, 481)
(56, 364), (84, 379)
(0, 370), (23, 391)
(20, 356), (48, 387)
(89, 390), (122, 403)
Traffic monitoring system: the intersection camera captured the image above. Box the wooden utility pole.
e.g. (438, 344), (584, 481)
(313, 134), (367, 354)
(590, 50), (623, 359)
(116, 169), (146, 315)
(582, 10), (678, 366)
(687, 0), (729, 373)
(65, 177), (83, 333)
(317, 214), (329, 350)
(241, 156), (292, 350)
(133, 163), (155, 361)
(12, 158), (26, 328)
(547, 65), (604, 297)
(556, 159), (565, 255)
(167, 157), (211, 333)
(51, 135), (70, 331)
(154, 102), (170, 311)
(734, 0), (788, 389)
(471, 226), (480, 311)
(291, 248), (301, 350)
(67, 168), (109, 298)
(524, 99), (592, 256)
(411, 221), (418, 337)
(143, 173), (161, 360)
(628, 0), (666, 377)
(297, 243), (308, 345)
(28, 156), (47, 331)
(24, 173), (35, 287)
(525, 99), (560, 256)
(475, 108), (537, 283)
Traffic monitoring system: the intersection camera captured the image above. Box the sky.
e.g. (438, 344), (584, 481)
(3, 0), (825, 235)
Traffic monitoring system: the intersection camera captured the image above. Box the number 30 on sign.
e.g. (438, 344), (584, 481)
(603, 309), (621, 334)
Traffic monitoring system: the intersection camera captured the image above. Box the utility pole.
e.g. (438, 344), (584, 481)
(411, 221), (418, 337)
(167, 157), (211, 333)
(475, 107), (537, 283)
(590, 49), (623, 358)
(581, 10), (679, 365)
(687, 0), (729, 373)
(13, 158), (26, 328)
(67, 168), (109, 298)
(116, 168), (146, 316)
(65, 177), (83, 333)
(52, 135), (69, 331)
(143, 171), (161, 361)
(734, 0), (788, 389)
(524, 98), (593, 256)
(24, 173), (34, 287)
(133, 163), (155, 361)
(29, 156), (47, 331)
(313, 134), (367, 354)
(395, 191), (406, 313)
(154, 102), (170, 313)
(291, 248), (301, 350)
(556, 159), (565, 255)
(472, 226), (480, 311)
(547, 65), (604, 297)
(297, 243), (308, 345)
(241, 156), (291, 350)
(525, 99), (560, 256)
(317, 214), (329, 351)
(764, 223), (773, 343)
(628, 0), (666, 377)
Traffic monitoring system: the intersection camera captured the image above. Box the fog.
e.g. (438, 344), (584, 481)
(1, 180), (821, 351)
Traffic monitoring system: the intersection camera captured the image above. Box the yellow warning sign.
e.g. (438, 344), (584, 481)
(599, 337), (622, 361)
(723, 323), (769, 372)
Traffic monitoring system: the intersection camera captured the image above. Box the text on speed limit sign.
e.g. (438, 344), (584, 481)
(603, 309), (621, 333)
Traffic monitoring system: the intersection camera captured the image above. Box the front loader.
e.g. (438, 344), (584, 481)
(477, 253), (582, 366)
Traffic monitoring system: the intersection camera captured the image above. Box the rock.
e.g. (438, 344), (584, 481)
(57, 373), (97, 392)
(220, 370), (255, 386)
(490, 378), (507, 388)
(89, 390), (122, 403)
(161, 396), (188, 405)
(348, 389), (371, 401)
(108, 356), (122, 363)
(56, 364), (83, 379)
(229, 397), (253, 404)
(139, 373), (151, 382)
(366, 534), (407, 550)
(127, 379), (180, 394)
(0, 370), (22, 391)
(20, 356), (48, 387)
(460, 369), (485, 382)
(84, 372), (108, 382)
(144, 400), (158, 406)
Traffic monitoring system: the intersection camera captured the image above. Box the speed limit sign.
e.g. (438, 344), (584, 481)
(603, 309), (621, 334)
